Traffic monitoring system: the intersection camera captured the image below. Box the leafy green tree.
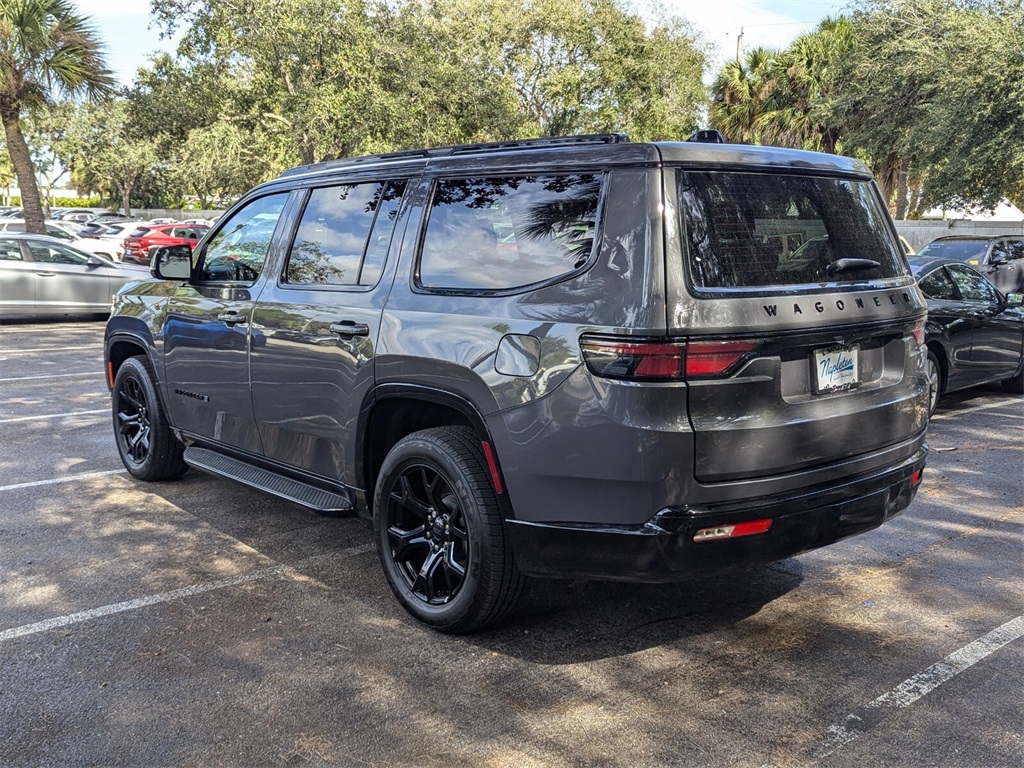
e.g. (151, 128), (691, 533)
(0, 0), (114, 231)
(839, 0), (1024, 214)
(51, 98), (161, 215)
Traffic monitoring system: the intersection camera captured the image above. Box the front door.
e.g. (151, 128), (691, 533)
(249, 179), (409, 484)
(162, 193), (290, 454)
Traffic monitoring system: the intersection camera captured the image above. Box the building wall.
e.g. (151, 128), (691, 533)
(895, 220), (1024, 252)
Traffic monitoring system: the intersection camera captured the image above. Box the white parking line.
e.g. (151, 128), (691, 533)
(0, 468), (126, 492)
(809, 614), (1024, 759)
(931, 398), (1024, 420)
(0, 408), (108, 424)
(0, 372), (99, 382)
(0, 546), (375, 643)
(1, 345), (103, 354)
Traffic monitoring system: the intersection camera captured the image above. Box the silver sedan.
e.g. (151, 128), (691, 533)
(0, 233), (149, 318)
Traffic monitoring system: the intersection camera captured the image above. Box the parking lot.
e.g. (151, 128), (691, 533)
(1, 319), (1021, 767)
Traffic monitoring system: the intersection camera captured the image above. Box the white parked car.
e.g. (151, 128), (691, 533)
(0, 219), (124, 261)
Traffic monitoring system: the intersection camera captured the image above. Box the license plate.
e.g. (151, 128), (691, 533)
(813, 344), (860, 393)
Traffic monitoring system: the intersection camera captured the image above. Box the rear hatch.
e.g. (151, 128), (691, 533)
(670, 168), (927, 483)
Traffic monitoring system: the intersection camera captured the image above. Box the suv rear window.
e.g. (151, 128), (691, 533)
(128, 228), (151, 238)
(678, 171), (906, 289)
(418, 174), (601, 292)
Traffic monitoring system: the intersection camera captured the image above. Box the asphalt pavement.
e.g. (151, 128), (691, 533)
(1, 319), (1021, 767)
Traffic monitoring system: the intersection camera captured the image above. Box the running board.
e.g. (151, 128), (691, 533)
(183, 447), (354, 514)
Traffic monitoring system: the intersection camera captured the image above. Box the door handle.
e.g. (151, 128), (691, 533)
(329, 321), (370, 337)
(35, 271), (55, 277)
(217, 311), (247, 326)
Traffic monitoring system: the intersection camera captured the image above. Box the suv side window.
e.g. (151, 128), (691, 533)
(285, 180), (406, 287)
(199, 193), (288, 283)
(1007, 240), (1024, 260)
(418, 174), (601, 292)
(947, 264), (999, 302)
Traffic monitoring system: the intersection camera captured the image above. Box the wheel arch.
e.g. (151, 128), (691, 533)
(358, 384), (509, 518)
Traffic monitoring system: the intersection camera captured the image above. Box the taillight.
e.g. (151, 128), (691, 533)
(580, 337), (759, 382)
(910, 317), (926, 347)
(580, 338), (686, 381)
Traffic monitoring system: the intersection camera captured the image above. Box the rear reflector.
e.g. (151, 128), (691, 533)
(685, 340), (760, 378)
(693, 518), (772, 542)
(911, 469), (923, 486)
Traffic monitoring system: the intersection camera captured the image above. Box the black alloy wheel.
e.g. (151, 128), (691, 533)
(925, 350), (942, 418)
(373, 427), (526, 633)
(112, 356), (188, 481)
(384, 463), (470, 605)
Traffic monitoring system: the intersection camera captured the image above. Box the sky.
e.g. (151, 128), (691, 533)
(80, 0), (850, 87)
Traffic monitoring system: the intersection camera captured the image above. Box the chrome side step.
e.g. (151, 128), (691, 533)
(183, 447), (353, 514)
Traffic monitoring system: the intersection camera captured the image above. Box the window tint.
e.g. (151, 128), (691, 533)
(990, 242), (1010, 261)
(28, 242), (89, 265)
(1006, 240), (1024, 260)
(678, 172), (906, 289)
(418, 174), (601, 292)
(947, 264), (998, 302)
(200, 193), (288, 283)
(128, 228), (151, 238)
(0, 239), (22, 260)
(917, 239), (989, 262)
(286, 180), (405, 287)
(918, 268), (958, 300)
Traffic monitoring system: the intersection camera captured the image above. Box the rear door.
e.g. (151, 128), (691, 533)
(162, 193), (290, 454)
(669, 168), (927, 483)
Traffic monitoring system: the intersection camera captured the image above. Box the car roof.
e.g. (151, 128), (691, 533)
(270, 135), (873, 188)
(928, 235), (1018, 243)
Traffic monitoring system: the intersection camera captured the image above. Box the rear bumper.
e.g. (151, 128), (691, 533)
(506, 446), (927, 582)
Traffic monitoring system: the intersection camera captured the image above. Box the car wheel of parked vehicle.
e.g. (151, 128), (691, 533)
(373, 426), (525, 633)
(112, 356), (188, 481)
(926, 350), (942, 417)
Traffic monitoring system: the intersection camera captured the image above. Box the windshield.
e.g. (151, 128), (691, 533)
(678, 171), (907, 289)
(916, 240), (989, 261)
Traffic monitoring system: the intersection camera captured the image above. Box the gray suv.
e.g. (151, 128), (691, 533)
(104, 134), (929, 632)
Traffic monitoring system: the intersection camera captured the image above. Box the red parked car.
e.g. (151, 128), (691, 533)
(122, 224), (208, 265)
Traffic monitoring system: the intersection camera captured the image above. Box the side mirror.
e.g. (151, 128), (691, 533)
(1004, 292), (1023, 307)
(86, 255), (104, 267)
(151, 244), (193, 280)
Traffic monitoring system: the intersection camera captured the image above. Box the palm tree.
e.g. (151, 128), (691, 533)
(709, 47), (777, 144)
(757, 17), (854, 154)
(0, 0), (113, 233)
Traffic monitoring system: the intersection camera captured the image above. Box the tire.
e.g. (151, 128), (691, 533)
(926, 350), (942, 418)
(1002, 364), (1024, 395)
(373, 426), (526, 633)
(111, 356), (188, 481)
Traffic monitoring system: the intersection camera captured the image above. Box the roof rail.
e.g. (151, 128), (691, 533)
(448, 133), (630, 155)
(278, 134), (631, 178)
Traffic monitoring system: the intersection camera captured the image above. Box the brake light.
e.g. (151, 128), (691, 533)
(910, 317), (926, 347)
(581, 337), (759, 381)
(580, 338), (686, 381)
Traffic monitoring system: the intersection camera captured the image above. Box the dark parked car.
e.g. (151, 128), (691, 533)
(917, 235), (1024, 295)
(105, 134), (929, 632)
(121, 224), (208, 265)
(0, 234), (148, 318)
(910, 256), (1024, 415)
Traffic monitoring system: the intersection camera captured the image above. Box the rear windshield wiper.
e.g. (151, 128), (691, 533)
(825, 258), (881, 275)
